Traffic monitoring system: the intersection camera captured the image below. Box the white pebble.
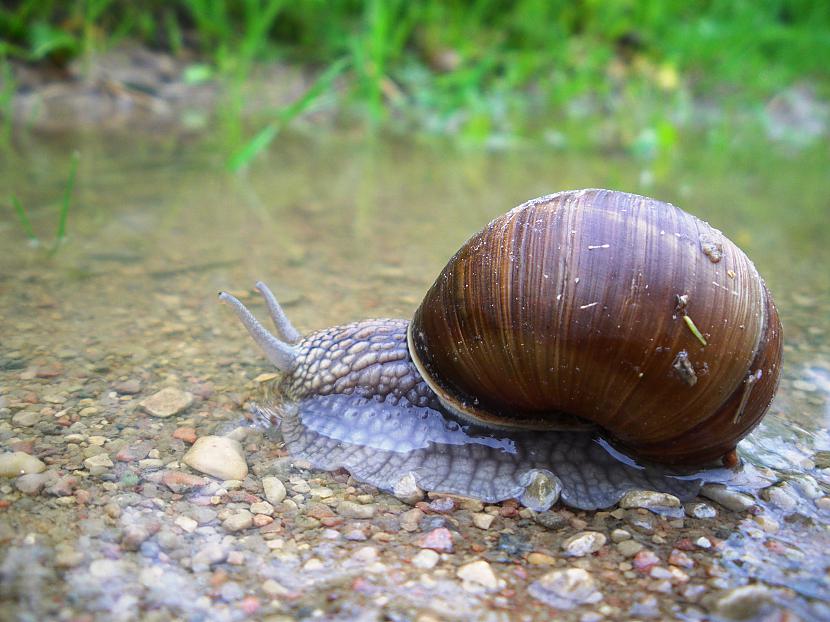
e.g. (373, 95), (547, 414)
(183, 436), (248, 481)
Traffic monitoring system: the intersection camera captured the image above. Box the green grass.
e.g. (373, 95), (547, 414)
(7, 151), (79, 251)
(0, 1), (828, 155)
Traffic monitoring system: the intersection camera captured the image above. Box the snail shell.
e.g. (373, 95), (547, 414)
(219, 189), (782, 509)
(409, 189), (782, 465)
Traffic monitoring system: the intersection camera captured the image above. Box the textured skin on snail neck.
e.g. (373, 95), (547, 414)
(280, 318), (442, 410)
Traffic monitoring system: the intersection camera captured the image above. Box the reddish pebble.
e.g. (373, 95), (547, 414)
(416, 527), (454, 553)
(173, 427), (197, 444)
(74, 489), (91, 505)
(427, 497), (456, 513)
(210, 570), (228, 587)
(239, 596), (260, 614)
(668, 549), (694, 568)
(500, 506), (518, 518)
(9, 440), (34, 454)
(253, 514), (273, 528)
(0, 500), (11, 509)
(161, 470), (208, 494)
(674, 538), (696, 551)
(632, 550), (660, 572)
(35, 364), (63, 378)
(320, 516), (343, 528)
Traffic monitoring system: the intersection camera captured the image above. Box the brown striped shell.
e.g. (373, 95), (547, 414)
(407, 189), (782, 465)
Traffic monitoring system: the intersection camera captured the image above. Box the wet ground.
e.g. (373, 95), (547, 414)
(1, 130), (829, 621)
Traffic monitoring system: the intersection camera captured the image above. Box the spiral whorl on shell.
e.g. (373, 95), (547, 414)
(408, 189), (782, 465)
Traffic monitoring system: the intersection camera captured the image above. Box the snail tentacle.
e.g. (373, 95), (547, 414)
(255, 281), (301, 344)
(218, 292), (297, 371)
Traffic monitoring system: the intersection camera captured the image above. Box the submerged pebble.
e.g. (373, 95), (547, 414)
(700, 484), (755, 512)
(140, 387), (194, 418)
(528, 568), (603, 609)
(182, 436), (248, 481)
(0, 452), (46, 477)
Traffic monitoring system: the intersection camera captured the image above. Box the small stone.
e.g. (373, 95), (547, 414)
(12, 411), (39, 427)
(303, 558), (323, 571)
(83, 453), (114, 474)
(816, 496), (830, 511)
(686, 502), (717, 519)
(562, 531), (607, 557)
(183, 436), (248, 481)
(632, 549), (660, 571)
(400, 508), (423, 532)
(140, 387), (193, 418)
(336, 500), (376, 519)
(619, 490), (681, 510)
(393, 472), (425, 504)
(761, 484), (799, 512)
(175, 516), (198, 532)
(0, 452), (46, 477)
(457, 560), (500, 592)
(161, 470), (208, 493)
(223, 510), (254, 532)
(351, 546), (378, 565)
(753, 514), (780, 533)
(610, 529), (631, 542)
(529, 568), (603, 610)
(535, 511), (569, 530)
(527, 552), (556, 565)
(416, 527), (453, 553)
(90, 559), (125, 579)
(114, 379), (142, 394)
(713, 584), (776, 620)
(472, 513), (495, 530)
(616, 540), (644, 557)
(253, 514), (273, 527)
(695, 537), (712, 549)
(250, 501), (274, 515)
(262, 579), (289, 597)
(15, 472), (52, 494)
(192, 543), (228, 568)
(668, 549), (694, 568)
(309, 486), (333, 498)
(173, 427), (197, 444)
(411, 549), (439, 569)
(262, 477), (286, 505)
(700, 484), (755, 512)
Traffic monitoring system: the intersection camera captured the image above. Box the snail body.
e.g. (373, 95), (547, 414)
(220, 189), (782, 510)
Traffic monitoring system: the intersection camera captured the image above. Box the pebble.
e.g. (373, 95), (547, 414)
(250, 501), (274, 515)
(175, 516), (198, 532)
(416, 527), (454, 553)
(140, 387), (194, 417)
(619, 490), (681, 510)
(11, 411), (39, 427)
(457, 560), (500, 592)
(611, 528), (631, 542)
(262, 476), (287, 504)
(183, 436), (248, 481)
(562, 531), (607, 557)
(114, 379), (142, 394)
(695, 537), (712, 549)
(472, 512), (495, 530)
(0, 452), (46, 477)
(173, 426), (197, 443)
(336, 500), (376, 519)
(535, 511), (569, 530)
(712, 584), (776, 620)
(761, 484), (799, 512)
(83, 453), (114, 474)
(192, 543), (228, 568)
(400, 508), (423, 532)
(669, 549), (694, 568)
(700, 484), (755, 512)
(686, 502), (717, 519)
(528, 568), (603, 609)
(632, 549), (660, 571)
(616, 540), (644, 557)
(527, 552), (556, 565)
(15, 472), (53, 494)
(262, 579), (289, 597)
(223, 510), (254, 532)
(411, 549), (439, 569)
(161, 470), (208, 493)
(393, 472), (425, 504)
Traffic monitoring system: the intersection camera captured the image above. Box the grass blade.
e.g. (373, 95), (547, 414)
(227, 57), (350, 172)
(54, 151), (79, 249)
(11, 195), (39, 245)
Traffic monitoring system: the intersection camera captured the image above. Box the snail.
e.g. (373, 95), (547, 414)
(219, 189), (782, 510)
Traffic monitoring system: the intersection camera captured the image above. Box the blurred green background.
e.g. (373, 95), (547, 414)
(1, 0), (828, 157)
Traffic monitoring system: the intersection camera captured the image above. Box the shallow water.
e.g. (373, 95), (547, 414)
(1, 131), (829, 620)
